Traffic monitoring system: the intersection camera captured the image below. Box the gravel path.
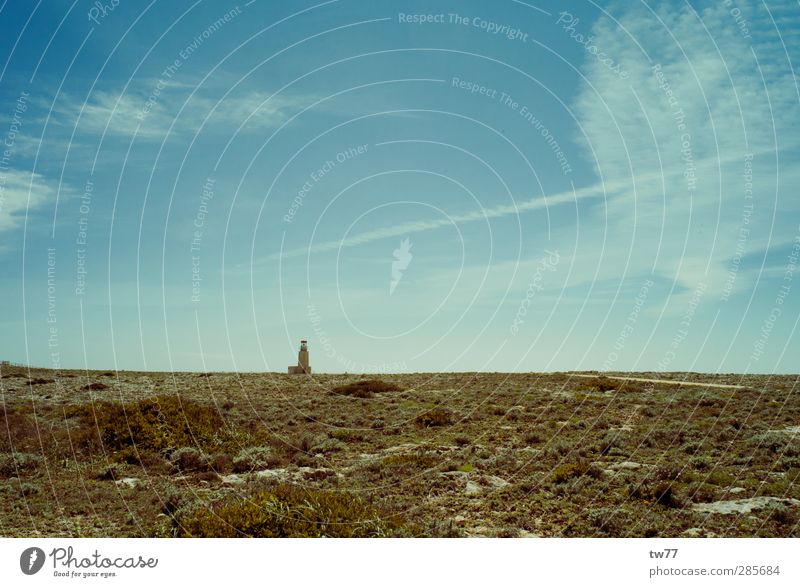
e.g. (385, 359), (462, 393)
(569, 373), (747, 390)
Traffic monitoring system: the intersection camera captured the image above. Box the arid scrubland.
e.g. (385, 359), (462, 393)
(1, 366), (798, 537)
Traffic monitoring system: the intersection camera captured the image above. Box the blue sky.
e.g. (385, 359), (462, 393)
(0, 0), (798, 373)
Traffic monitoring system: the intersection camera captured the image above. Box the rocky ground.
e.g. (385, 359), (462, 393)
(1, 365), (798, 537)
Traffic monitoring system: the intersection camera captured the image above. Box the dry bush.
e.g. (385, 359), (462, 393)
(210, 453), (233, 474)
(0, 409), (41, 452)
(636, 481), (682, 508)
(453, 435), (471, 446)
(415, 407), (453, 427)
(577, 377), (619, 392)
(769, 504), (798, 526)
(331, 379), (403, 398)
(95, 462), (125, 481)
(275, 434), (320, 467)
(628, 470), (684, 508)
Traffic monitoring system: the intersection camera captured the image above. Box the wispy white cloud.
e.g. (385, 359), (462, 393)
(566, 0), (800, 301)
(0, 168), (56, 232)
(50, 84), (313, 141)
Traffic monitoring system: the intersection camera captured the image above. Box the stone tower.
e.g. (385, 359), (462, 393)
(288, 340), (311, 374)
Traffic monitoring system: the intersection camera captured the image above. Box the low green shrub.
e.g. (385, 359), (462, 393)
(69, 395), (230, 462)
(587, 507), (625, 536)
(705, 470), (735, 486)
(160, 487), (187, 516)
(177, 485), (406, 537)
(329, 428), (364, 442)
(545, 438), (572, 458)
(551, 462), (589, 483)
(422, 518), (464, 537)
(232, 446), (274, 473)
(752, 431), (800, 456)
(597, 430), (622, 455)
(19, 482), (40, 496)
(683, 480), (719, 502)
(382, 452), (439, 469)
(0, 452), (43, 478)
(309, 436), (346, 454)
(756, 476), (800, 499)
(169, 447), (210, 472)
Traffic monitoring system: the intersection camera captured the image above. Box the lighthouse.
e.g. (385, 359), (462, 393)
(288, 340), (312, 374)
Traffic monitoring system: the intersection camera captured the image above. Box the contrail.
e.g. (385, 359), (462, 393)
(261, 153), (748, 264)
(265, 180), (610, 262)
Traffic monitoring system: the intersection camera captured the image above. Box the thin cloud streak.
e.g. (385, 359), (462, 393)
(261, 151), (760, 264)
(265, 182), (597, 262)
(0, 169), (57, 232)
